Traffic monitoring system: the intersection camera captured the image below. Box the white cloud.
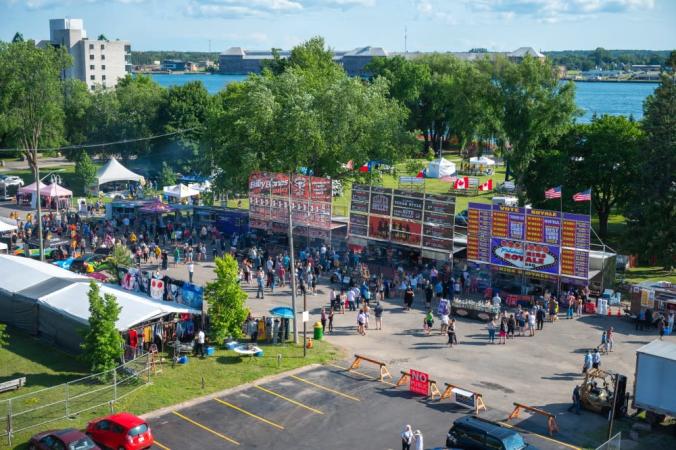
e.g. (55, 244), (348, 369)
(6, 0), (147, 9)
(414, 0), (458, 25)
(186, 0), (375, 18)
(469, 0), (655, 22)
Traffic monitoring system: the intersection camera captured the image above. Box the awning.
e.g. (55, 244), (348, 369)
(40, 183), (73, 198)
(96, 157), (144, 186)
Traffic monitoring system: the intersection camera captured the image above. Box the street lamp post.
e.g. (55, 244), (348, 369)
(287, 173), (299, 344)
(32, 148), (44, 261)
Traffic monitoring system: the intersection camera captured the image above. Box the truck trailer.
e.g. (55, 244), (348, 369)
(633, 340), (676, 423)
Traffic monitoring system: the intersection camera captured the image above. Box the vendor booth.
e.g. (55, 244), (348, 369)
(0, 255), (198, 353)
(467, 156), (495, 175)
(426, 157), (456, 178)
(163, 183), (200, 204)
(40, 183), (73, 210)
(16, 181), (47, 206)
(94, 157), (144, 194)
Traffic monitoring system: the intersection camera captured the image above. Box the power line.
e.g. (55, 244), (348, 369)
(0, 128), (198, 153)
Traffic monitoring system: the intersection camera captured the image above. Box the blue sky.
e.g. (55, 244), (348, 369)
(2, 0), (675, 52)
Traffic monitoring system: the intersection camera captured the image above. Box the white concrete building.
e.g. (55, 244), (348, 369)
(47, 18), (131, 90)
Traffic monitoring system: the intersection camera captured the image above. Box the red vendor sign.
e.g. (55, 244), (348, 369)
(409, 369), (430, 396)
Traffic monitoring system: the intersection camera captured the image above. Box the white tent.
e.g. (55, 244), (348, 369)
(38, 282), (197, 331)
(426, 157), (456, 178)
(0, 254), (86, 292)
(0, 217), (17, 233)
(95, 157), (144, 186)
(163, 183), (200, 199)
(469, 156), (496, 167)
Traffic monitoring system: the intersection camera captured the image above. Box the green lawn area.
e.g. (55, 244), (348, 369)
(3, 166), (85, 196)
(623, 267), (676, 285)
(0, 327), (340, 449)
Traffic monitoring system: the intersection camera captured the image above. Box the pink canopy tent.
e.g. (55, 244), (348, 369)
(39, 183), (73, 198)
(139, 200), (173, 214)
(18, 181), (48, 194)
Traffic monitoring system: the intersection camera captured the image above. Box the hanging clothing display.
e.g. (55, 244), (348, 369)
(150, 279), (165, 300)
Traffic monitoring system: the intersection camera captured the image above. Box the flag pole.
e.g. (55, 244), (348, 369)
(557, 186), (563, 298)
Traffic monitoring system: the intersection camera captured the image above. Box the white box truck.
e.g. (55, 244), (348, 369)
(633, 340), (676, 423)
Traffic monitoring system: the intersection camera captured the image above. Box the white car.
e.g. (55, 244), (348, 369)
(0, 175), (24, 187)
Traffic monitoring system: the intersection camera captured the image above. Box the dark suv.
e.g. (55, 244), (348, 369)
(446, 416), (533, 450)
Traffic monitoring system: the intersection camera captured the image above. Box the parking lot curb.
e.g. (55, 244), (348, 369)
(139, 363), (323, 420)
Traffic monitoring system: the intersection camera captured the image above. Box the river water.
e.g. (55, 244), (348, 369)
(149, 73), (658, 123)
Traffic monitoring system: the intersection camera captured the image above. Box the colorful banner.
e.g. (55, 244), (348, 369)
(490, 238), (560, 274)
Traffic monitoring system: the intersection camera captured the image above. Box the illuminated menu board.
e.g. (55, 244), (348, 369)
(561, 212), (591, 250)
(467, 203), (492, 263)
(526, 209), (561, 245)
(467, 202), (591, 279)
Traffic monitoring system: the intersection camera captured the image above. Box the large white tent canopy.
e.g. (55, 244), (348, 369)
(426, 157), (457, 178)
(0, 254), (85, 292)
(0, 217), (17, 233)
(96, 157), (144, 186)
(163, 183), (200, 199)
(469, 156), (496, 167)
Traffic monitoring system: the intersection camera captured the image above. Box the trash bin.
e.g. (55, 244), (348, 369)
(313, 322), (323, 340)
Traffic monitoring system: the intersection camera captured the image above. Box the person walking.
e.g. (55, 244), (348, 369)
(401, 425), (414, 450)
(413, 430), (423, 450)
(374, 302), (383, 330)
(582, 350), (593, 374)
(320, 307), (327, 333)
(600, 331), (608, 354)
(487, 318), (496, 344)
(357, 310), (366, 336)
(194, 329), (205, 358)
(528, 309), (536, 336)
(404, 285), (414, 311)
(447, 318), (458, 348)
(592, 349), (602, 369)
(507, 314), (516, 339)
(256, 268), (265, 299)
(568, 385), (581, 415)
(424, 310), (434, 336)
(658, 317), (666, 340)
(606, 327), (614, 352)
(328, 308), (334, 333)
(499, 317), (507, 344)
(536, 306), (545, 330)
(188, 262), (194, 283)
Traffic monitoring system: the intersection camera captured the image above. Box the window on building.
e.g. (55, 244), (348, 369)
(102, 82), (107, 89)
(101, 54), (106, 60)
(89, 54), (95, 60)
(89, 44), (94, 50)
(101, 65), (106, 70)
(90, 65), (95, 70)
(102, 75), (106, 80)
(90, 75), (95, 81)
(100, 44), (105, 50)
(90, 85), (96, 91)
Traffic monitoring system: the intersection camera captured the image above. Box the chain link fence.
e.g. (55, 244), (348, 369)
(0, 352), (154, 445)
(596, 432), (622, 450)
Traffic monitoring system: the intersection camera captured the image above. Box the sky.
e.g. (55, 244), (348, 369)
(1, 0), (675, 52)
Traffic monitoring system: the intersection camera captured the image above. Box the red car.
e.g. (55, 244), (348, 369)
(86, 413), (153, 450)
(29, 428), (99, 450)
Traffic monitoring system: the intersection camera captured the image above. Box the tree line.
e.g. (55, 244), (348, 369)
(545, 48), (674, 71)
(0, 37), (673, 268)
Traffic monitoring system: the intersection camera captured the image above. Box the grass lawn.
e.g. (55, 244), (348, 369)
(623, 267), (676, 285)
(3, 166), (84, 196)
(0, 327), (340, 449)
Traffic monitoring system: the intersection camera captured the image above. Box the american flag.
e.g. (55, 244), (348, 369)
(544, 186), (562, 199)
(573, 188), (592, 202)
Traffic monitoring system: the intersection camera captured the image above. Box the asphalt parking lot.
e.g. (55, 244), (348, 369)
(146, 363), (579, 450)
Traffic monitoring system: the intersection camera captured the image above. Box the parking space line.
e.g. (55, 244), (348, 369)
(153, 439), (171, 450)
(498, 421), (581, 450)
(328, 363), (397, 386)
(171, 411), (240, 446)
(214, 398), (285, 430)
(254, 385), (325, 415)
(290, 375), (360, 401)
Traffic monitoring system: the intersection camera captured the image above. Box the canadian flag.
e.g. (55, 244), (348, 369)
(455, 177), (469, 189)
(479, 179), (493, 191)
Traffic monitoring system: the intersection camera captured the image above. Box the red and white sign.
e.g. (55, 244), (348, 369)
(409, 369), (430, 396)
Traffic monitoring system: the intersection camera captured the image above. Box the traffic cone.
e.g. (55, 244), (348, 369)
(608, 308), (612, 317)
(617, 309), (622, 317)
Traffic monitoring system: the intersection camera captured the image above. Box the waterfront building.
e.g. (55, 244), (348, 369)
(219, 45), (543, 76)
(42, 18), (131, 90)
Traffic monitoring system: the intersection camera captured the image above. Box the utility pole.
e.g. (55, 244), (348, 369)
(287, 173), (299, 344)
(33, 148), (44, 261)
(303, 290), (307, 358)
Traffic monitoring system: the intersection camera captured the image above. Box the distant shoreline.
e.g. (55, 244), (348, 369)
(563, 78), (660, 84)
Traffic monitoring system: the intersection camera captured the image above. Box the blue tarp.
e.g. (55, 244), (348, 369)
(269, 306), (294, 319)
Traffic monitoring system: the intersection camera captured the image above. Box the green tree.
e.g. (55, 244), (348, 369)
(492, 55), (578, 202)
(74, 151), (97, 194)
(63, 79), (92, 156)
(0, 323), (8, 347)
(624, 75), (676, 269)
(112, 74), (164, 159)
(206, 49), (412, 192)
(81, 281), (124, 373)
(159, 162), (177, 187)
(205, 255), (248, 343)
(261, 48), (290, 75)
(0, 41), (70, 171)
(105, 244), (132, 282)
(97, 34), (108, 41)
(563, 116), (642, 237)
(12, 32), (24, 43)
